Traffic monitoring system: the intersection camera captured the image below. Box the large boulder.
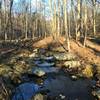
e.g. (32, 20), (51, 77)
(29, 66), (59, 76)
(29, 67), (45, 77)
(54, 53), (76, 61)
(64, 61), (81, 68)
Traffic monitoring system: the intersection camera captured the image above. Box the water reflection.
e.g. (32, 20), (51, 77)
(12, 83), (40, 100)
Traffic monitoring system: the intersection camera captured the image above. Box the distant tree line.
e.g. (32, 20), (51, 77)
(0, 0), (100, 50)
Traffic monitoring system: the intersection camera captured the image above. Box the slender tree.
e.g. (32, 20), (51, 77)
(63, 0), (70, 52)
(92, 0), (96, 35)
(57, 0), (61, 37)
(76, 0), (82, 41)
(83, 0), (88, 46)
(25, 1), (28, 39)
(4, 0), (8, 40)
(9, 0), (14, 39)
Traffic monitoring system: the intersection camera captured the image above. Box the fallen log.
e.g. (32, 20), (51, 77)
(86, 40), (100, 53)
(0, 49), (15, 57)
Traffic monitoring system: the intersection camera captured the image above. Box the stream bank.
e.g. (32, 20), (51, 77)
(0, 40), (100, 100)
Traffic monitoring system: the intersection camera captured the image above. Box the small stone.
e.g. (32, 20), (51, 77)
(59, 94), (66, 99)
(32, 93), (44, 100)
(29, 53), (36, 58)
(71, 75), (78, 80)
(33, 49), (38, 53)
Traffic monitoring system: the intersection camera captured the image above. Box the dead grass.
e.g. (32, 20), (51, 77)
(70, 40), (100, 65)
(33, 36), (53, 48)
(33, 36), (66, 48)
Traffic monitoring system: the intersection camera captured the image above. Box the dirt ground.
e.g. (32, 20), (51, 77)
(70, 40), (100, 65)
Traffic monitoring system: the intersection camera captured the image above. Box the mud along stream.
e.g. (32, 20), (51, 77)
(0, 48), (97, 100)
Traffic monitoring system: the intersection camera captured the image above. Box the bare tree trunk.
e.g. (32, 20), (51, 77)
(68, 12), (71, 38)
(76, 0), (82, 41)
(49, 0), (55, 39)
(71, 0), (76, 39)
(92, 0), (96, 35)
(25, 4), (28, 39)
(30, 0), (32, 39)
(63, 0), (70, 52)
(57, 0), (60, 37)
(54, 0), (57, 39)
(83, 0), (87, 47)
(42, 0), (46, 38)
(4, 0), (7, 40)
(44, 5), (46, 38)
(25, 13), (28, 39)
(9, 0), (13, 40)
(35, 0), (37, 38)
(3, 0), (14, 41)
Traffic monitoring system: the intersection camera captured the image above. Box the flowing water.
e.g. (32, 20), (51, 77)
(11, 54), (95, 100)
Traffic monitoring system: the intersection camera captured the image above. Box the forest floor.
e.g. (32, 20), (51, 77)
(0, 36), (100, 100)
(33, 36), (100, 66)
(1, 36), (100, 65)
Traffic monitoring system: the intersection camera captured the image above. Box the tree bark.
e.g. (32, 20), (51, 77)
(4, 0), (7, 40)
(9, 0), (14, 40)
(57, 0), (61, 37)
(92, 0), (96, 35)
(76, 0), (82, 41)
(25, 3), (28, 39)
(83, 0), (88, 47)
(63, 0), (70, 52)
